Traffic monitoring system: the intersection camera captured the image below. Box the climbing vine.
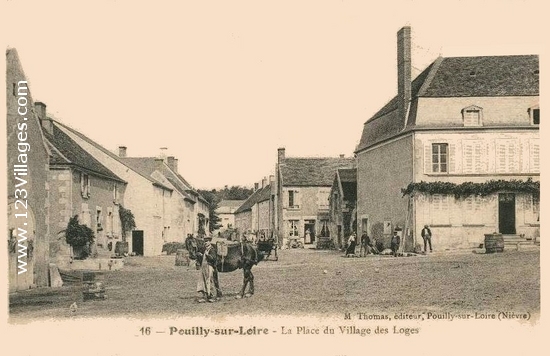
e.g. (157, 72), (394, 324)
(119, 205), (136, 241)
(401, 178), (539, 199)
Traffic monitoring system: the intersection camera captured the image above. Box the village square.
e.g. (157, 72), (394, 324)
(7, 24), (540, 320)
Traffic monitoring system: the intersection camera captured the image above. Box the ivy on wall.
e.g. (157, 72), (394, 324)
(401, 178), (539, 199)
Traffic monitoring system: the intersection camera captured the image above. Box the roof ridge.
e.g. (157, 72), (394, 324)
(416, 56), (444, 97)
(53, 119), (171, 190)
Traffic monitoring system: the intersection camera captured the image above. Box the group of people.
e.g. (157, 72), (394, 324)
(345, 232), (379, 257)
(345, 225), (433, 257)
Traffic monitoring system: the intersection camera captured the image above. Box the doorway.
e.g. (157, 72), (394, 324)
(304, 220), (315, 244)
(498, 193), (516, 234)
(132, 230), (144, 255)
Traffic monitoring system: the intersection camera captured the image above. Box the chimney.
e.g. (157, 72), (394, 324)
(159, 147), (168, 160)
(166, 156), (178, 172)
(35, 102), (52, 135)
(277, 147), (286, 163)
(254, 182), (259, 191)
(397, 26), (412, 126)
(118, 146), (127, 158)
(262, 177), (267, 188)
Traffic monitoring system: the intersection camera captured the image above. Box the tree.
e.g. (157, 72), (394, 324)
(64, 215), (95, 259)
(197, 190), (222, 233)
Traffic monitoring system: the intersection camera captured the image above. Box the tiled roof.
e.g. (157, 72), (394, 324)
(117, 157), (174, 192)
(280, 157), (355, 187)
(234, 186), (271, 214)
(356, 55), (539, 152)
(45, 123), (125, 183)
(338, 168), (357, 183)
(421, 55), (539, 97)
(55, 121), (173, 191)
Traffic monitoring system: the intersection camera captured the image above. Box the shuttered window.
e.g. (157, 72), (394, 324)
(431, 194), (450, 225)
(530, 139), (540, 173)
(462, 140), (488, 174)
(464, 196), (484, 225)
(287, 189), (301, 208)
(496, 140), (520, 173)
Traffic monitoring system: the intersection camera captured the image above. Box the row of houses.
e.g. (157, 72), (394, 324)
(7, 48), (209, 292)
(230, 26), (540, 252)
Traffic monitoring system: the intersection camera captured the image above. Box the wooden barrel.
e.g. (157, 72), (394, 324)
(484, 234), (504, 253)
(175, 249), (189, 266)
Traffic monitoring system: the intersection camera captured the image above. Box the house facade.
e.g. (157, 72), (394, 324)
(6, 49), (51, 291)
(275, 148), (355, 248)
(38, 106), (127, 261)
(234, 178), (274, 240)
(328, 168), (357, 249)
(54, 125), (175, 256)
(119, 155), (210, 241)
(355, 27), (539, 251)
(214, 199), (245, 234)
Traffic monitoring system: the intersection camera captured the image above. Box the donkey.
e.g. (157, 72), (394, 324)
(185, 236), (264, 299)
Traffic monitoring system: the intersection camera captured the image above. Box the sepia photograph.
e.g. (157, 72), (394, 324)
(2, 1), (545, 355)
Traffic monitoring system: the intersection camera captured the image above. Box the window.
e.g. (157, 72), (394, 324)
(287, 189), (300, 208)
(495, 140), (520, 173)
(80, 173), (90, 198)
(462, 140), (488, 174)
(113, 184), (119, 204)
(530, 139), (540, 173)
(432, 143), (448, 173)
(462, 105), (483, 127)
(464, 196), (484, 225)
(430, 194), (450, 225)
(528, 106), (540, 125)
(289, 220), (299, 237)
(318, 188), (330, 210)
(524, 194), (540, 224)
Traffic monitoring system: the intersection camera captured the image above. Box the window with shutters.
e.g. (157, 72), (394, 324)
(431, 194), (451, 225)
(287, 189), (300, 209)
(524, 194), (540, 224)
(80, 173), (90, 198)
(462, 140), (488, 174)
(432, 143), (448, 173)
(495, 140), (520, 173)
(529, 139), (540, 173)
(461, 105), (483, 127)
(318, 188), (330, 210)
(464, 196), (484, 225)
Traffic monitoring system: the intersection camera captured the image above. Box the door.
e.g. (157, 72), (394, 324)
(132, 230), (144, 255)
(337, 225), (342, 249)
(499, 193), (516, 234)
(304, 221), (315, 243)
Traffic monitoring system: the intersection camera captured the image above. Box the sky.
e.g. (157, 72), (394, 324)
(2, 0), (545, 189)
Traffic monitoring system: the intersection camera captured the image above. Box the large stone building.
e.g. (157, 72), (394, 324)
(54, 124), (175, 256)
(355, 27), (539, 251)
(39, 105), (127, 261)
(275, 148), (355, 248)
(6, 49), (51, 291)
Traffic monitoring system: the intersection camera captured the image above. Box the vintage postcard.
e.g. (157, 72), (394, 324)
(2, 1), (546, 355)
